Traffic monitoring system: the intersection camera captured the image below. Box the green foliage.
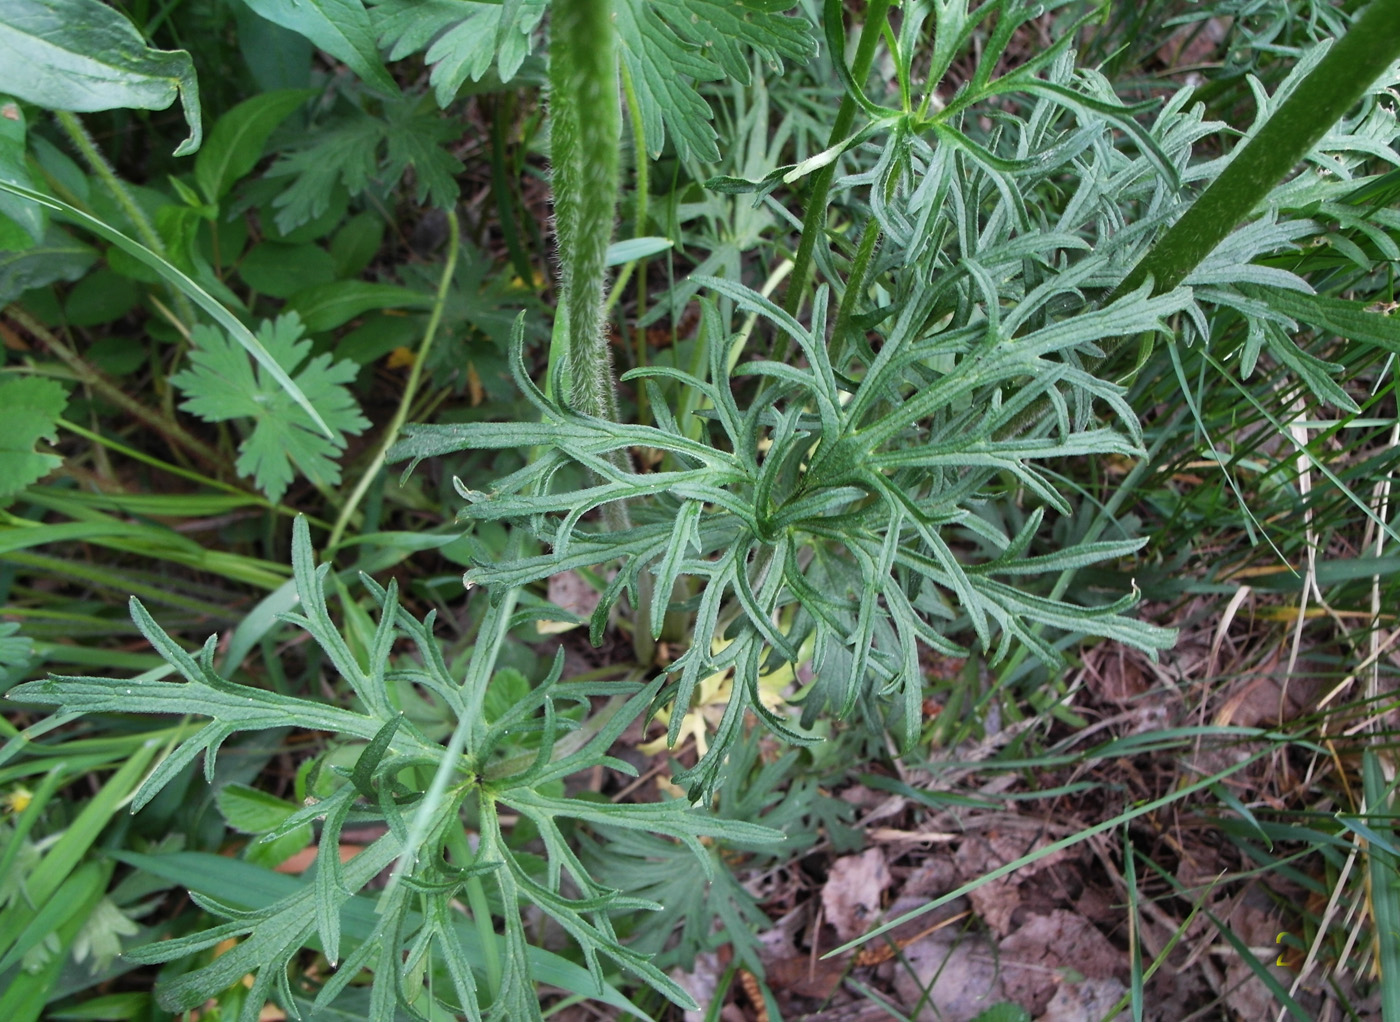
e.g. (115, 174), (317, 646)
(263, 92), (464, 232)
(195, 89), (313, 204)
(11, 518), (783, 1020)
(616, 0), (817, 161)
(0, 623), (34, 686)
(0, 98), (43, 247)
(583, 732), (855, 972)
(0, 376), (67, 504)
(172, 313), (368, 502)
(0, 0), (202, 155)
(550, 0), (623, 421)
(0, 223), (96, 303)
(1118, 0), (1400, 299)
(372, 0), (548, 104)
(3, 0), (1400, 1018)
(240, 0), (397, 95)
(391, 267), (1183, 797)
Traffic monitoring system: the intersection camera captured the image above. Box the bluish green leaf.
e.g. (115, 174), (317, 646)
(0, 0), (201, 155)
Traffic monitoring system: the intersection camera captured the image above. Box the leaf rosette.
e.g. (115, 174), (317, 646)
(390, 267), (1186, 799)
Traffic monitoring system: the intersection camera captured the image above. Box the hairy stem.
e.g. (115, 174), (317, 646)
(54, 111), (198, 331)
(623, 61), (652, 427)
(549, 0), (657, 664)
(550, 0), (622, 423)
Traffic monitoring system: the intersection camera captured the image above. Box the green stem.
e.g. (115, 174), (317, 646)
(549, 1), (656, 664)
(1118, 0), (1400, 302)
(327, 211), (460, 552)
(830, 218), (882, 367)
(491, 98), (538, 290)
(466, 869), (502, 999)
(781, 0), (893, 326)
(1003, 0), (1400, 439)
(549, 0), (622, 423)
(54, 111), (197, 330)
(622, 61), (651, 427)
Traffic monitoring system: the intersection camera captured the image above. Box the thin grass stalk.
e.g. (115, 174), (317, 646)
(780, 0), (893, 328)
(327, 211), (461, 551)
(826, 745), (1273, 956)
(1363, 750), (1400, 1022)
(0, 180), (332, 438)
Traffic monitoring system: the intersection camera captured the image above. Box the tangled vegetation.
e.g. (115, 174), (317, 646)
(2, 0), (1400, 1019)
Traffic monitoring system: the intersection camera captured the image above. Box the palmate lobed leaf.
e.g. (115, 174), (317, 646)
(172, 312), (368, 502)
(262, 94), (464, 231)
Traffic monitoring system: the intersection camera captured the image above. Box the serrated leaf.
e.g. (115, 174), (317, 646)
(218, 783), (302, 834)
(264, 95), (460, 231)
(381, 94), (464, 208)
(241, 0), (398, 95)
(71, 897), (141, 972)
(172, 312), (369, 502)
(0, 376), (68, 503)
(615, 0), (815, 162)
(265, 115), (384, 232)
(0, 0), (201, 155)
(371, 0), (547, 105)
(660, 0), (813, 84)
(0, 180), (334, 438)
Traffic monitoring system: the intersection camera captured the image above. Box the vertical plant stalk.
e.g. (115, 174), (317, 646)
(781, 0), (893, 323)
(327, 212), (460, 551)
(550, 0), (622, 424)
(490, 98), (538, 291)
(550, 0), (659, 664)
(830, 218), (882, 366)
(623, 63), (651, 426)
